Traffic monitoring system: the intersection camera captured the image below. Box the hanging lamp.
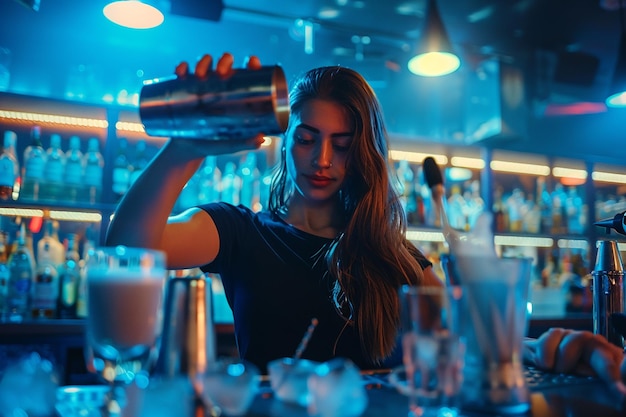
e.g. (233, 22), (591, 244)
(408, 0), (460, 77)
(103, 0), (166, 29)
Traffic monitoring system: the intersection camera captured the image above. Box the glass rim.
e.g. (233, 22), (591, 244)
(87, 245), (167, 272)
(92, 245), (165, 255)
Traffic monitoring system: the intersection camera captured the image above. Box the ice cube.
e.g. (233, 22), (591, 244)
(307, 358), (367, 417)
(268, 357), (320, 407)
(199, 359), (260, 416)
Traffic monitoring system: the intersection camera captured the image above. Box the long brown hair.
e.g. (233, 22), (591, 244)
(268, 66), (424, 363)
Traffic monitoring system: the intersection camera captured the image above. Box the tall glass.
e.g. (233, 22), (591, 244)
(395, 285), (465, 417)
(83, 246), (167, 413)
(448, 255), (532, 415)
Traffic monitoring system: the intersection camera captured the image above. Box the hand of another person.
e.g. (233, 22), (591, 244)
(523, 328), (626, 395)
(168, 52), (266, 156)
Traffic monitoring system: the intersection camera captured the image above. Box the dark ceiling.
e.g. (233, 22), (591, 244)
(0, 0), (624, 165)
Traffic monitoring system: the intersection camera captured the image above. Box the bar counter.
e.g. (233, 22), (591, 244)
(52, 368), (626, 417)
(134, 374), (626, 417)
(3, 316), (623, 417)
(242, 375), (626, 417)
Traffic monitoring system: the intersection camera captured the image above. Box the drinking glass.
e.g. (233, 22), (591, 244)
(447, 255), (532, 415)
(83, 246), (167, 414)
(394, 285), (465, 417)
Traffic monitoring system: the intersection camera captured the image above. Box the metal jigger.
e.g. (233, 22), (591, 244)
(592, 212), (626, 348)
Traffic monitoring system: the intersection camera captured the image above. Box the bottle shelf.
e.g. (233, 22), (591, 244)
(0, 200), (115, 227)
(0, 199), (116, 214)
(406, 226), (592, 249)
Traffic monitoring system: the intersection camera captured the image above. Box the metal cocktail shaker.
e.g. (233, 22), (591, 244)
(155, 275), (216, 395)
(592, 239), (625, 347)
(139, 65), (290, 140)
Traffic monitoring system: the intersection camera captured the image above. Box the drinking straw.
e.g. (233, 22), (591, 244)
(294, 318), (319, 359)
(273, 317), (319, 393)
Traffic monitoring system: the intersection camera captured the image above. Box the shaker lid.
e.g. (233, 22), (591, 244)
(594, 240), (624, 272)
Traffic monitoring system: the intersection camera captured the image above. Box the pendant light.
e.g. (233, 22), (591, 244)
(103, 0), (166, 29)
(606, 1), (626, 107)
(408, 0), (460, 77)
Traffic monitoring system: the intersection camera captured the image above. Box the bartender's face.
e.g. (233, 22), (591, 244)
(285, 99), (354, 204)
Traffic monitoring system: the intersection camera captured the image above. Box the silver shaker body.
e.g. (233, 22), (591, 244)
(592, 240), (625, 347)
(139, 65), (290, 139)
(155, 276), (216, 394)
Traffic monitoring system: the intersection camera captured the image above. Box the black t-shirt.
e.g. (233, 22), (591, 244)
(199, 203), (432, 372)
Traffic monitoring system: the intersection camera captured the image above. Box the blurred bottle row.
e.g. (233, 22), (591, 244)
(394, 160), (486, 231)
(493, 178), (587, 235)
(394, 159), (589, 236)
(174, 152), (273, 214)
(0, 125), (611, 239)
(0, 217), (97, 322)
(0, 127), (150, 205)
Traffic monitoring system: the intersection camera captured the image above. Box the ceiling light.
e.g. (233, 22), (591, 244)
(408, 0), (460, 77)
(103, 1), (166, 29)
(389, 150), (448, 165)
(490, 160), (550, 176)
(450, 156), (485, 170)
(606, 3), (626, 107)
(551, 167), (588, 180)
(592, 170), (626, 184)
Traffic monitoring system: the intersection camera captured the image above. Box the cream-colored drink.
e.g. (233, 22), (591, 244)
(87, 271), (164, 357)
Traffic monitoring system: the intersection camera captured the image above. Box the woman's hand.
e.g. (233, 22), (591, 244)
(523, 328), (626, 395)
(175, 52), (262, 79)
(168, 52), (266, 156)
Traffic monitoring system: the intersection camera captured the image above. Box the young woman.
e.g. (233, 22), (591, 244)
(106, 53), (626, 392)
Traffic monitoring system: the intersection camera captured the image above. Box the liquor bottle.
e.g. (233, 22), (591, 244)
(112, 137), (131, 201)
(64, 136), (84, 203)
(0, 131), (20, 200)
(37, 219), (65, 267)
(506, 188), (525, 233)
(220, 161), (241, 205)
(492, 185), (507, 233)
(466, 180), (485, 229)
(523, 196), (541, 234)
(42, 133), (65, 202)
(0, 231), (9, 322)
(565, 186), (584, 235)
(31, 254), (58, 319)
(419, 181), (433, 227)
(238, 153), (260, 210)
(447, 185), (466, 230)
(129, 139), (148, 186)
(536, 177), (553, 235)
(197, 156), (221, 205)
(83, 138), (104, 204)
(395, 160), (415, 215)
(75, 233), (95, 319)
(7, 223), (34, 322)
(551, 183), (568, 234)
(21, 125), (47, 201)
(31, 219), (63, 319)
(57, 233), (80, 319)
